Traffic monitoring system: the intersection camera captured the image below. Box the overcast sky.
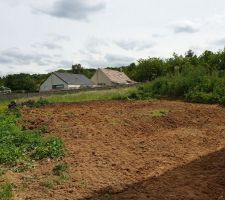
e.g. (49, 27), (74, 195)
(0, 0), (225, 75)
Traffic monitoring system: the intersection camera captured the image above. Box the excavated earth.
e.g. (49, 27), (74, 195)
(6, 100), (225, 199)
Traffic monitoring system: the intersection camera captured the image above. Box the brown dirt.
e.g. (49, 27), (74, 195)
(8, 100), (225, 199)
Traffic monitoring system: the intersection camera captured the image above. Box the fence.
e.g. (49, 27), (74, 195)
(0, 84), (139, 102)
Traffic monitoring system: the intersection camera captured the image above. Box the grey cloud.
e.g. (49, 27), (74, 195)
(32, 42), (61, 50)
(48, 34), (71, 42)
(36, 0), (106, 21)
(0, 48), (73, 74)
(85, 37), (108, 54)
(214, 38), (225, 46)
(82, 53), (135, 68)
(0, 56), (12, 64)
(57, 60), (73, 68)
(0, 48), (52, 66)
(152, 34), (165, 38)
(115, 40), (155, 51)
(104, 54), (135, 66)
(43, 43), (61, 50)
(172, 21), (198, 34)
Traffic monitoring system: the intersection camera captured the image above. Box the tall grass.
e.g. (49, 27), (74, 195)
(42, 87), (137, 104)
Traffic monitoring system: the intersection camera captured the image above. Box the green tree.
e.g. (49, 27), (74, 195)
(133, 58), (165, 82)
(0, 77), (3, 87)
(4, 73), (37, 92)
(71, 64), (96, 78)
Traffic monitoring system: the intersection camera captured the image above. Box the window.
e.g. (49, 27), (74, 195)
(52, 84), (64, 90)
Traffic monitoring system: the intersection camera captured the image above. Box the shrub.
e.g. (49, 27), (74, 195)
(21, 100), (36, 108)
(21, 98), (49, 108)
(35, 98), (49, 108)
(129, 66), (225, 105)
(185, 91), (219, 104)
(219, 96), (225, 105)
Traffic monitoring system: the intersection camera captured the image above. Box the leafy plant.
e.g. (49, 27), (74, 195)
(31, 138), (64, 160)
(0, 111), (64, 166)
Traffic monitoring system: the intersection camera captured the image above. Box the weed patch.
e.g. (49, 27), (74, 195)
(41, 178), (54, 189)
(0, 110), (64, 167)
(52, 163), (68, 176)
(0, 183), (13, 200)
(150, 109), (170, 117)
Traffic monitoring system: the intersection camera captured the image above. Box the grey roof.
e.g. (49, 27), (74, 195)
(54, 72), (93, 85)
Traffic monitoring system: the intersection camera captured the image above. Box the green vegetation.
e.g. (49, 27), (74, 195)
(21, 98), (49, 108)
(121, 49), (225, 104)
(150, 109), (170, 117)
(41, 178), (54, 189)
(0, 110), (64, 166)
(1, 49), (225, 105)
(45, 87), (137, 104)
(0, 65), (95, 92)
(0, 183), (13, 200)
(52, 163), (68, 176)
(129, 66), (225, 104)
(2, 73), (48, 92)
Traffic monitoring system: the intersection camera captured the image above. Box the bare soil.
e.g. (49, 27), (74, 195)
(7, 100), (225, 199)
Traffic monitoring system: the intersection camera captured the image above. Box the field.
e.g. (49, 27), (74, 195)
(1, 99), (225, 199)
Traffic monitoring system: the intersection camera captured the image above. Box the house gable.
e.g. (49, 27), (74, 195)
(91, 69), (113, 86)
(40, 74), (69, 92)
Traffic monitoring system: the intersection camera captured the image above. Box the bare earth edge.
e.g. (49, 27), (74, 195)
(3, 100), (225, 200)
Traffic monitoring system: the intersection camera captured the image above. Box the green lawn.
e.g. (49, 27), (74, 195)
(46, 87), (137, 103)
(0, 87), (138, 110)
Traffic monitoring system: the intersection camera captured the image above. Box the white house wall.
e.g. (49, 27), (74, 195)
(91, 69), (113, 86)
(40, 74), (68, 92)
(68, 85), (81, 89)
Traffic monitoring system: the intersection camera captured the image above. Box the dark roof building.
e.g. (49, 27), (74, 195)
(53, 72), (93, 85)
(40, 72), (94, 92)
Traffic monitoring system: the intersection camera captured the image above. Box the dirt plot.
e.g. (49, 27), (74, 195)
(12, 100), (225, 199)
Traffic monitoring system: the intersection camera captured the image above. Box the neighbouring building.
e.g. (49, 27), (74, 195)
(91, 68), (135, 86)
(40, 72), (94, 92)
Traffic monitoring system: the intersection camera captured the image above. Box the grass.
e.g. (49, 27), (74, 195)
(52, 163), (68, 176)
(150, 109), (170, 117)
(45, 87), (137, 104)
(41, 178), (54, 189)
(0, 87), (137, 111)
(0, 101), (8, 113)
(0, 183), (13, 200)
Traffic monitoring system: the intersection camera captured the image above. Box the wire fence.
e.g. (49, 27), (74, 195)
(0, 84), (139, 101)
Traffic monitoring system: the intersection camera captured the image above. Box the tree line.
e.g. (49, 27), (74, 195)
(1, 49), (225, 93)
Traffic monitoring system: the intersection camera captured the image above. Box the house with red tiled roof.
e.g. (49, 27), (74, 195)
(91, 68), (135, 86)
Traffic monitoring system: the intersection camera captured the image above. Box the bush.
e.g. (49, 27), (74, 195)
(219, 96), (225, 105)
(130, 66), (225, 105)
(21, 100), (36, 108)
(185, 91), (219, 104)
(21, 98), (49, 108)
(35, 98), (49, 108)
